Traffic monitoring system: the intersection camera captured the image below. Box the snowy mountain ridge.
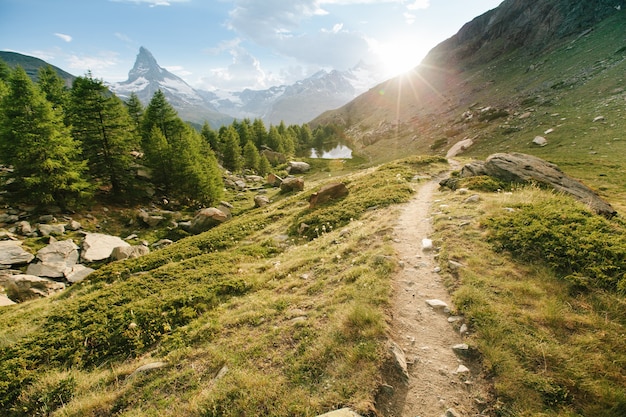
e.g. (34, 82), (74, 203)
(109, 47), (387, 126)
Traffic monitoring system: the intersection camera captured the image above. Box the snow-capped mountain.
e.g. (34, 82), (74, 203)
(110, 47), (232, 127)
(110, 47), (386, 126)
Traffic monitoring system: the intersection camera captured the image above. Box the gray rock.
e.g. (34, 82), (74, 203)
(533, 136), (548, 146)
(38, 223), (65, 237)
(26, 239), (79, 278)
(446, 408), (462, 417)
(38, 214), (56, 223)
(81, 233), (130, 262)
(267, 173), (283, 187)
(287, 161), (311, 174)
(454, 364), (470, 375)
(425, 299), (449, 311)
(152, 239), (174, 248)
(315, 408), (363, 417)
(280, 177), (304, 192)
(65, 219), (82, 231)
(138, 210), (164, 227)
(0, 273), (65, 299)
(190, 207), (229, 234)
(16, 221), (32, 235)
(480, 153), (616, 217)
(110, 245), (150, 261)
(0, 293), (16, 306)
(388, 341), (410, 382)
(254, 195), (270, 208)
(452, 343), (470, 356)
(0, 241), (34, 266)
(0, 214), (19, 224)
(64, 264), (95, 284)
(464, 194), (480, 203)
(308, 183), (349, 208)
(130, 361), (168, 377)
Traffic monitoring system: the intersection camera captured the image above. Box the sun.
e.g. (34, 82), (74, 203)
(373, 38), (426, 78)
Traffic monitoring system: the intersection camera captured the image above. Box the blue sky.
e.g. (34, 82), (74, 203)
(0, 0), (503, 91)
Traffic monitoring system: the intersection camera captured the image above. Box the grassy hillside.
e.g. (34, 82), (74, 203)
(312, 11), (626, 210)
(0, 156), (448, 416)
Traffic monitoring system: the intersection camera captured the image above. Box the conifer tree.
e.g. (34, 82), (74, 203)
(258, 153), (271, 176)
(242, 140), (260, 173)
(201, 121), (219, 153)
(37, 65), (69, 114)
(125, 92), (144, 134)
(142, 91), (223, 205)
(220, 125), (242, 173)
(0, 67), (91, 209)
(266, 125), (284, 153)
(69, 73), (138, 198)
(252, 118), (267, 149)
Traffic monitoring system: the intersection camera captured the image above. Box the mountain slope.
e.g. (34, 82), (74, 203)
(0, 51), (75, 87)
(311, 0), (626, 209)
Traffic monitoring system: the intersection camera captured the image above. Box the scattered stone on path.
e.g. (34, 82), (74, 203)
(425, 299), (449, 312)
(421, 238), (433, 251)
(315, 408), (363, 417)
(446, 408), (462, 417)
(452, 343), (470, 356)
(388, 341), (410, 382)
(459, 323), (469, 336)
(453, 365), (471, 375)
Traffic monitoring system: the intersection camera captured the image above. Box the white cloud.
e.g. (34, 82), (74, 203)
(404, 12), (416, 24)
(109, 0), (188, 6)
(199, 46), (277, 90)
(54, 33), (72, 43)
(406, 0), (430, 10)
(164, 65), (192, 77)
(115, 32), (133, 43)
(66, 51), (120, 76)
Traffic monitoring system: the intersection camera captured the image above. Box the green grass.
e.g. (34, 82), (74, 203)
(0, 156), (444, 416)
(433, 185), (626, 416)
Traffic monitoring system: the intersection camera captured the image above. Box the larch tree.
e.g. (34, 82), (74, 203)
(242, 140), (260, 173)
(37, 65), (69, 115)
(143, 91), (223, 205)
(220, 125), (242, 173)
(69, 73), (139, 199)
(125, 92), (144, 135)
(0, 67), (91, 209)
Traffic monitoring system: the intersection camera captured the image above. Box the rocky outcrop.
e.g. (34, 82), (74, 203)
(26, 239), (79, 278)
(458, 152), (617, 217)
(309, 183), (349, 208)
(425, 0), (626, 67)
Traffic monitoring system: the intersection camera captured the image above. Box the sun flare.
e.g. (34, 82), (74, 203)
(374, 38), (425, 78)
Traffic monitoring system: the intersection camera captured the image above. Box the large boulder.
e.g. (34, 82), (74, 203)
(261, 149), (286, 165)
(461, 153), (617, 218)
(190, 207), (229, 234)
(81, 233), (131, 262)
(26, 239), (80, 278)
(0, 241), (34, 266)
(309, 183), (349, 208)
(280, 177), (305, 193)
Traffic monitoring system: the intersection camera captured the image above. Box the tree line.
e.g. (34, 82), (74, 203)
(0, 61), (341, 211)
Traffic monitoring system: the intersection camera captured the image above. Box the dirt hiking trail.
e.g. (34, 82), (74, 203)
(380, 170), (491, 417)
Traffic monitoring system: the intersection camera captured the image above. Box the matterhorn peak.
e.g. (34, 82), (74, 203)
(127, 46), (166, 82)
